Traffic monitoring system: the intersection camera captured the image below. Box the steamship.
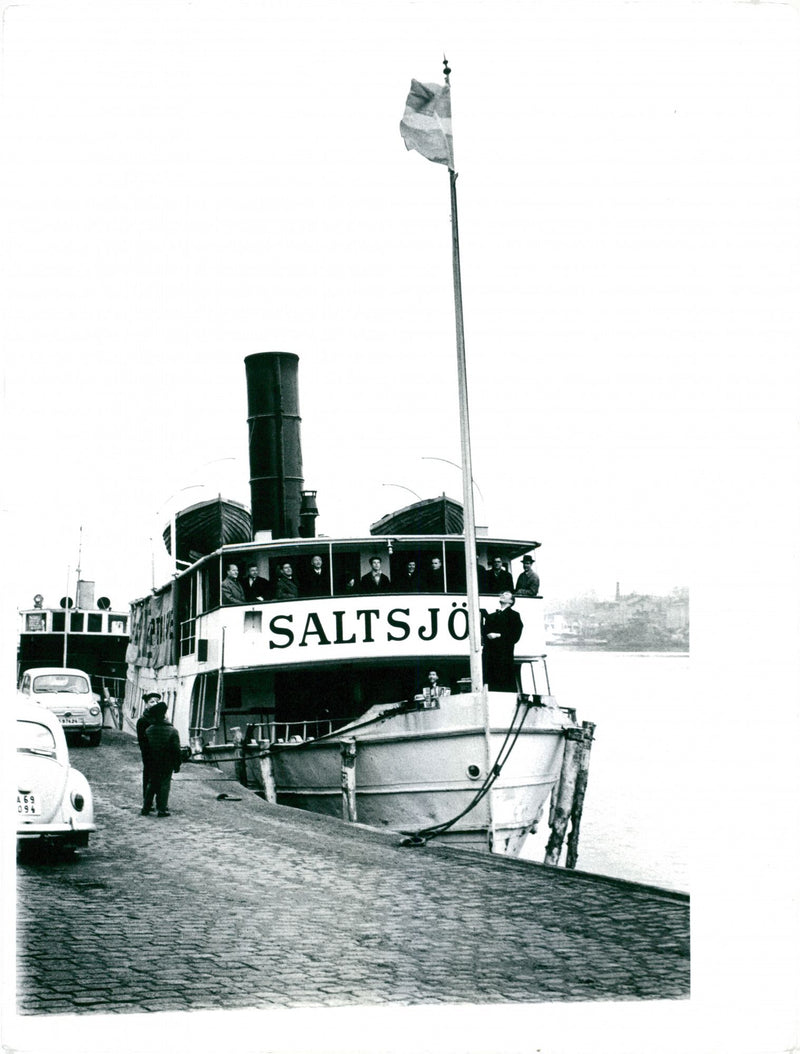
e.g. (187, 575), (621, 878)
(123, 353), (592, 859)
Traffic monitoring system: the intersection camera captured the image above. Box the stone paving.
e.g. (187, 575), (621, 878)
(16, 730), (689, 1015)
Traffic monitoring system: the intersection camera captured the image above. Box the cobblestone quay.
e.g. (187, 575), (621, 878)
(17, 730), (689, 1015)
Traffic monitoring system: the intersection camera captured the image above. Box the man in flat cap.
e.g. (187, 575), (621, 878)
(137, 692), (161, 812)
(142, 701), (182, 818)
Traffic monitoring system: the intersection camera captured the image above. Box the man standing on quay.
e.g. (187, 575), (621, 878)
(136, 693), (161, 809)
(141, 701), (182, 817)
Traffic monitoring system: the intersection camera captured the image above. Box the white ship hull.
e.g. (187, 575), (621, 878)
(267, 691), (571, 856)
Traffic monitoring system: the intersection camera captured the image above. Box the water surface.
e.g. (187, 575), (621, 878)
(521, 649), (690, 892)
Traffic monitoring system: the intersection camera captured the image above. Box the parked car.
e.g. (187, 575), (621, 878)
(16, 700), (96, 851)
(17, 667), (102, 746)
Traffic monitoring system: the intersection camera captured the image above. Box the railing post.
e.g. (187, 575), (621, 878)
(340, 738), (357, 823)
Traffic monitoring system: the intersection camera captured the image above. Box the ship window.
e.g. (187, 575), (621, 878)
(88, 613), (103, 632)
(445, 548), (467, 593)
(244, 611), (262, 633)
(110, 616), (127, 634)
(190, 672), (218, 735)
(200, 564), (214, 612)
(70, 612), (84, 632)
(180, 618), (197, 656)
(52, 612), (65, 632)
(25, 613), (47, 632)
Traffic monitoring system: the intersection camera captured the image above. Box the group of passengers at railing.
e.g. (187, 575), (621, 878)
(221, 551), (539, 605)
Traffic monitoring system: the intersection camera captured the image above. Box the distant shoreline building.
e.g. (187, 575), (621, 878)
(545, 587), (689, 651)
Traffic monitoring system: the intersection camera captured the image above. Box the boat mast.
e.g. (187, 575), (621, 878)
(62, 565), (70, 667)
(444, 58), (484, 693)
(75, 525), (83, 604)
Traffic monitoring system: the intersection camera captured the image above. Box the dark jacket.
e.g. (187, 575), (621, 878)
(273, 575), (299, 600)
(394, 571), (422, 593)
(241, 574), (270, 602)
(360, 572), (391, 593)
(482, 567), (514, 594)
(136, 713), (153, 759)
(481, 606), (524, 691)
(301, 568), (330, 598)
(221, 577), (246, 605)
(514, 568), (540, 597)
(145, 718), (182, 774)
(424, 567), (445, 593)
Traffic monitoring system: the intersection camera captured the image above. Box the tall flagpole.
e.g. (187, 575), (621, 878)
(444, 58), (484, 693)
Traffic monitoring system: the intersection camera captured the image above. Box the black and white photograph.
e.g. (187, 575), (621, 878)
(3, 1), (799, 1052)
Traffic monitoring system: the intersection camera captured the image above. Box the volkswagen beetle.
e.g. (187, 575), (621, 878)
(16, 701), (96, 851)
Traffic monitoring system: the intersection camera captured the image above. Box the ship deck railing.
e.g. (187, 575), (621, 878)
(262, 718), (352, 744)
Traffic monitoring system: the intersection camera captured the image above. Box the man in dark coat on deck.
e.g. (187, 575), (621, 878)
(424, 555), (445, 593)
(394, 558), (422, 593)
(301, 554), (330, 597)
(141, 701), (182, 817)
(360, 556), (391, 593)
(481, 591), (523, 692)
(484, 555), (514, 595)
(241, 562), (270, 603)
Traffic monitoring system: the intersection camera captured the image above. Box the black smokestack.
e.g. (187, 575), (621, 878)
(245, 352), (304, 539)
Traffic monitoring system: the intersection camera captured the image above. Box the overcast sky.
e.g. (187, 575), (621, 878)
(3, 0), (799, 613)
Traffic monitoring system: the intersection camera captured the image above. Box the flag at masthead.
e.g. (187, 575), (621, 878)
(399, 59), (484, 695)
(399, 75), (454, 170)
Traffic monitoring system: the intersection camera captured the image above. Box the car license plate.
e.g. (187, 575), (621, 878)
(17, 793), (41, 816)
(60, 717), (81, 726)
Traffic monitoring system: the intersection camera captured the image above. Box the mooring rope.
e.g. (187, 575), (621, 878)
(398, 695), (536, 848)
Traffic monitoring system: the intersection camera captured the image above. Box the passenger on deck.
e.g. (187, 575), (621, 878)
(302, 554), (330, 597)
(481, 591), (523, 692)
(425, 555), (445, 592)
(221, 563), (245, 605)
(514, 554), (540, 597)
(484, 555), (514, 594)
(273, 561), (299, 600)
(394, 559), (422, 593)
(360, 556), (391, 593)
(241, 562), (270, 603)
(422, 669), (448, 707)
